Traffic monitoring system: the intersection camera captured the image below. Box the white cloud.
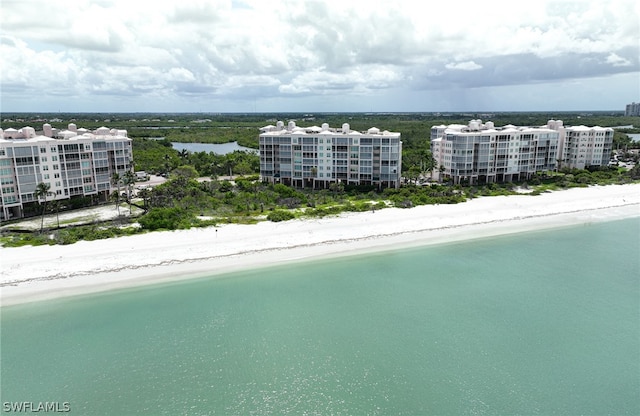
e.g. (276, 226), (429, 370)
(1, 0), (638, 111)
(445, 61), (482, 71)
(606, 53), (632, 67)
(167, 68), (196, 83)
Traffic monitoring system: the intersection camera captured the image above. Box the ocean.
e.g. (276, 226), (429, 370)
(1, 217), (639, 415)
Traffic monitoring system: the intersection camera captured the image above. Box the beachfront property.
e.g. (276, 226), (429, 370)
(0, 124), (132, 221)
(259, 121), (402, 189)
(550, 121), (614, 170)
(431, 120), (614, 184)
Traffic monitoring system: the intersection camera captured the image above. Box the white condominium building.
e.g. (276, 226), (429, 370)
(547, 120), (614, 170)
(431, 120), (560, 184)
(259, 121), (402, 189)
(431, 120), (614, 184)
(0, 124), (132, 221)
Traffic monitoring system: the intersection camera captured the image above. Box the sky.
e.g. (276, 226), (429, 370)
(1, 0), (639, 113)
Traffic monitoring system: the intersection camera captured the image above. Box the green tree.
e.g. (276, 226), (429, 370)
(35, 182), (53, 233)
(122, 170), (136, 215)
(111, 173), (122, 215)
(171, 165), (199, 180)
(137, 188), (151, 210)
(407, 166), (422, 185)
(49, 199), (61, 229)
(178, 148), (190, 163)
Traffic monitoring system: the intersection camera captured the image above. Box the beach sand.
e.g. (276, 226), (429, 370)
(2, 184), (639, 306)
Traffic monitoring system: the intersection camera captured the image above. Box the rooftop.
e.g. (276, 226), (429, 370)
(260, 121), (400, 137)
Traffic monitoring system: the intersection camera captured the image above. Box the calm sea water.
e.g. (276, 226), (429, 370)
(2, 218), (639, 415)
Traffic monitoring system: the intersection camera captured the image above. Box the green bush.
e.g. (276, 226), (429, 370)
(266, 210), (295, 222)
(305, 206), (343, 218)
(138, 207), (194, 230)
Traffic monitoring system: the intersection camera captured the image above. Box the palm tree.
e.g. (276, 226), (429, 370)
(49, 200), (61, 229)
(122, 170), (136, 215)
(163, 154), (172, 175)
(35, 182), (52, 233)
(137, 188), (151, 210)
(179, 149), (189, 163)
(111, 173), (122, 215)
(310, 166), (318, 189)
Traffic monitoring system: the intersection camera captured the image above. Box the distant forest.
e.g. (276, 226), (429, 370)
(3, 111), (639, 145)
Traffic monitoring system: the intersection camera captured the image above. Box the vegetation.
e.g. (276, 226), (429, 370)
(266, 210), (295, 222)
(1, 112), (639, 246)
(34, 182), (53, 233)
(3, 165), (637, 246)
(132, 138), (259, 177)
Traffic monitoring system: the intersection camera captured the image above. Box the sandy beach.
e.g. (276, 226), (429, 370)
(2, 184), (639, 306)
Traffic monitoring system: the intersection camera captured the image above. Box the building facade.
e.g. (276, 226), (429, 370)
(259, 121), (402, 189)
(0, 124), (132, 221)
(625, 102), (640, 117)
(548, 120), (614, 170)
(431, 120), (613, 184)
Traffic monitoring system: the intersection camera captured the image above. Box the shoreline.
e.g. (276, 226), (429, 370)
(2, 184), (639, 307)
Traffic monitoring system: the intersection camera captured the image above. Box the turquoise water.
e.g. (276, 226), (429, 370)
(2, 218), (639, 415)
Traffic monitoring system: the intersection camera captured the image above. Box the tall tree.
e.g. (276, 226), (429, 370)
(49, 200), (61, 229)
(122, 170), (136, 215)
(179, 149), (190, 163)
(111, 173), (122, 215)
(35, 182), (52, 233)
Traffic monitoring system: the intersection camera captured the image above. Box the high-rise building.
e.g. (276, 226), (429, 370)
(0, 124), (132, 221)
(431, 120), (613, 184)
(547, 120), (614, 170)
(259, 121), (402, 189)
(625, 102), (640, 117)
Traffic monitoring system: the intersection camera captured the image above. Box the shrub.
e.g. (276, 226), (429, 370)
(305, 206), (343, 218)
(138, 207), (194, 230)
(267, 210), (295, 222)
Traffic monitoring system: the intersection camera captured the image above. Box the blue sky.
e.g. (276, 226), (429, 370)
(1, 0), (638, 113)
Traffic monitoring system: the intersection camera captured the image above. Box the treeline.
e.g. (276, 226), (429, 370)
(4, 113), (639, 179)
(126, 126), (259, 148)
